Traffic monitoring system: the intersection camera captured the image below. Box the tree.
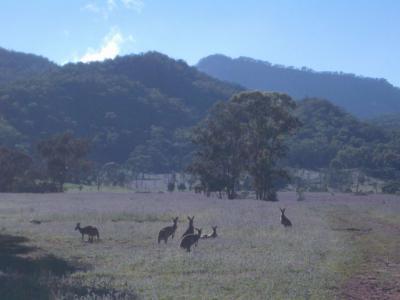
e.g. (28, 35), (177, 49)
(0, 147), (33, 192)
(37, 132), (90, 191)
(233, 92), (299, 200)
(188, 101), (244, 199)
(189, 91), (299, 200)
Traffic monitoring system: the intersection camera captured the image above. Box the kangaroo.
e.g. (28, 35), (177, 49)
(280, 208), (292, 227)
(201, 226), (218, 239)
(158, 217), (178, 244)
(180, 228), (202, 252)
(75, 222), (99, 242)
(181, 216), (195, 238)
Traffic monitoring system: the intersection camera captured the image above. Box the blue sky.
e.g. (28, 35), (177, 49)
(1, 0), (399, 86)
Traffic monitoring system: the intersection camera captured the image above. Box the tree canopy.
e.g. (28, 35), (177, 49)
(189, 91), (300, 200)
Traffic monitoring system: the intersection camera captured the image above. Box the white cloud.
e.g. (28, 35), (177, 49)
(82, 3), (101, 14)
(82, 2), (110, 19)
(79, 28), (135, 63)
(107, 0), (116, 11)
(121, 0), (144, 12)
(82, 0), (144, 18)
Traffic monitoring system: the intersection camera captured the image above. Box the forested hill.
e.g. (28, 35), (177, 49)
(197, 54), (400, 118)
(370, 113), (400, 131)
(287, 98), (391, 170)
(0, 48), (398, 173)
(0, 50), (240, 162)
(0, 47), (58, 86)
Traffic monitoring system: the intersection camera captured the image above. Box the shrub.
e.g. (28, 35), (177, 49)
(167, 182), (175, 192)
(382, 181), (400, 194)
(177, 183), (186, 191)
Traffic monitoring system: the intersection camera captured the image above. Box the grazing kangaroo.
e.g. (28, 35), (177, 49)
(158, 217), (178, 244)
(180, 228), (202, 252)
(280, 208), (292, 227)
(75, 222), (99, 242)
(201, 226), (218, 239)
(181, 216), (195, 238)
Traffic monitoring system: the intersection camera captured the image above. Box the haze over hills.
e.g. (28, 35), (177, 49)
(197, 54), (400, 118)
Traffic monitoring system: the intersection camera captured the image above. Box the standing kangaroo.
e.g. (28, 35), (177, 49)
(181, 216), (195, 238)
(75, 222), (100, 242)
(180, 228), (202, 252)
(280, 208), (292, 227)
(201, 226), (218, 239)
(158, 217), (178, 244)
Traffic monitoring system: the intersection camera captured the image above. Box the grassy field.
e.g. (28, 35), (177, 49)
(0, 191), (399, 299)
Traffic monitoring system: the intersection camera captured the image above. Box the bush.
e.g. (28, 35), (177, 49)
(12, 179), (59, 193)
(296, 187), (305, 201)
(177, 183), (186, 191)
(167, 182), (175, 192)
(382, 181), (400, 194)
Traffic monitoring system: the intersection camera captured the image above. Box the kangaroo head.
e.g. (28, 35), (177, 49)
(280, 208), (286, 215)
(75, 222), (80, 230)
(188, 216), (194, 226)
(173, 217), (178, 224)
(212, 226), (217, 232)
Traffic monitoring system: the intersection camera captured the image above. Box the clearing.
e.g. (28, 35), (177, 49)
(0, 192), (399, 299)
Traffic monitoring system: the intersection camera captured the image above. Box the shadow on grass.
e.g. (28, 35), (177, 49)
(0, 234), (80, 299)
(0, 234), (137, 300)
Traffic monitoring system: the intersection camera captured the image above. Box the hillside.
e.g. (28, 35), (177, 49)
(0, 51), (240, 162)
(0, 47), (58, 86)
(287, 98), (389, 170)
(370, 113), (400, 131)
(0, 48), (398, 174)
(197, 54), (400, 118)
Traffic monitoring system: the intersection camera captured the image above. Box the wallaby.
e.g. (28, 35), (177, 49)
(180, 228), (202, 252)
(201, 226), (218, 239)
(158, 217), (178, 244)
(280, 208), (292, 227)
(181, 216), (195, 238)
(75, 222), (99, 242)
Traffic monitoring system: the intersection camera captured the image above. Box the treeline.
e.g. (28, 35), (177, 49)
(0, 47), (57, 86)
(0, 132), (90, 192)
(1, 95), (400, 195)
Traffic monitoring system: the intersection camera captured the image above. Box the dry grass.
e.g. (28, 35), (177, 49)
(0, 191), (399, 299)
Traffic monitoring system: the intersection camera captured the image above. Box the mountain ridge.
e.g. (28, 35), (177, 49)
(0, 47), (58, 86)
(196, 54), (400, 118)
